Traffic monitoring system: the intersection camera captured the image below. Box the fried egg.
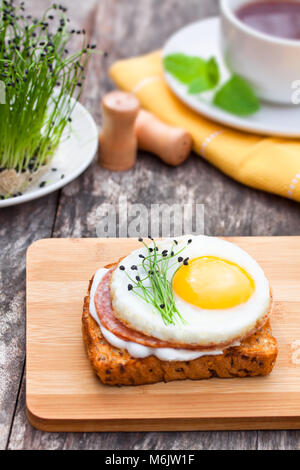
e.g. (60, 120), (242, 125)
(110, 235), (271, 348)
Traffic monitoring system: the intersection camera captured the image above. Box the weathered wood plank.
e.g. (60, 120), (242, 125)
(6, 0), (300, 450)
(257, 430), (300, 450)
(0, 194), (58, 450)
(0, 0), (71, 448)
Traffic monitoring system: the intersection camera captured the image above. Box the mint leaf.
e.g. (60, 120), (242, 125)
(163, 53), (207, 84)
(188, 57), (220, 94)
(164, 53), (260, 116)
(163, 53), (220, 95)
(213, 75), (260, 116)
(206, 57), (220, 88)
(188, 76), (211, 94)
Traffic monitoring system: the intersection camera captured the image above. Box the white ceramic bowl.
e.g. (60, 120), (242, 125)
(0, 98), (98, 208)
(220, 0), (300, 104)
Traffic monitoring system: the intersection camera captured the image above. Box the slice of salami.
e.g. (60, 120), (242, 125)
(94, 268), (227, 351)
(95, 268), (174, 348)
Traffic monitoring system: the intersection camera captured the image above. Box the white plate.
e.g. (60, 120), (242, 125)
(0, 99), (98, 208)
(163, 17), (300, 137)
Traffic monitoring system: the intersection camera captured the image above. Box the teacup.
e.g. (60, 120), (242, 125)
(220, 0), (300, 104)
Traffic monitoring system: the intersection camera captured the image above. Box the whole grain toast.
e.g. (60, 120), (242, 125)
(82, 279), (278, 386)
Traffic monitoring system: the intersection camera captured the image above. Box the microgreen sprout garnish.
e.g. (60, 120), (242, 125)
(0, 1), (102, 180)
(120, 237), (193, 326)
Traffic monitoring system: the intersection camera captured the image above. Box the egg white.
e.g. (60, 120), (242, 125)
(110, 235), (271, 347)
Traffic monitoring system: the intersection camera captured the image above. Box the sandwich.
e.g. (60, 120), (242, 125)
(82, 235), (277, 386)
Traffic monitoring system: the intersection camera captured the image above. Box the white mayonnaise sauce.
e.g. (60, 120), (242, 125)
(89, 268), (225, 361)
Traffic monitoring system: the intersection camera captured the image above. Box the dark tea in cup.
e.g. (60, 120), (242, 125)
(236, 0), (300, 40)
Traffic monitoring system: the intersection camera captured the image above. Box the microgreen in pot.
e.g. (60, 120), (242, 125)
(0, 1), (100, 195)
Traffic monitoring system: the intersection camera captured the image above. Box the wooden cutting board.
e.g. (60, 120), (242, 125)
(26, 237), (300, 432)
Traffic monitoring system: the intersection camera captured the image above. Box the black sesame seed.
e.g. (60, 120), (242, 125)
(160, 304), (165, 309)
(39, 181), (46, 188)
(119, 265), (125, 271)
(174, 239), (178, 245)
(135, 276), (140, 282)
(183, 257), (189, 266)
(138, 237), (143, 242)
(188, 239), (192, 244)
(128, 284), (133, 291)
(138, 254), (145, 259)
(149, 248), (153, 252)
(131, 265), (137, 270)
(178, 257), (183, 262)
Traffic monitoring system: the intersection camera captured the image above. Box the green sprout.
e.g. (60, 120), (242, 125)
(119, 237), (193, 326)
(0, 1), (99, 177)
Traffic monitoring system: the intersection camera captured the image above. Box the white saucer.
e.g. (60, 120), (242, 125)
(163, 17), (300, 137)
(0, 99), (98, 208)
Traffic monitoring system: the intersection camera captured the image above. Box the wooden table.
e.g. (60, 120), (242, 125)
(1, 0), (300, 450)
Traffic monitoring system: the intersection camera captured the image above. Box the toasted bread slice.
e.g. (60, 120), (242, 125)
(82, 279), (278, 386)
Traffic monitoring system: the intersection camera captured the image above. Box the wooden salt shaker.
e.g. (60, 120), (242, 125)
(135, 110), (193, 166)
(98, 91), (140, 171)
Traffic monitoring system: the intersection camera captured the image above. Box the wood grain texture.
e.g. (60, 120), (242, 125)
(0, 195), (59, 450)
(25, 237), (300, 432)
(2, 0), (300, 450)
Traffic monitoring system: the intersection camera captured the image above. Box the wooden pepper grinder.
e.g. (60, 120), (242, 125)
(135, 110), (193, 166)
(98, 91), (140, 171)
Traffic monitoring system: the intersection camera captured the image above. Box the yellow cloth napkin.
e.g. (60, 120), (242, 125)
(109, 51), (300, 202)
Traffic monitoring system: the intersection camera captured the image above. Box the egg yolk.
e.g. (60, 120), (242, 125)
(173, 256), (255, 309)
